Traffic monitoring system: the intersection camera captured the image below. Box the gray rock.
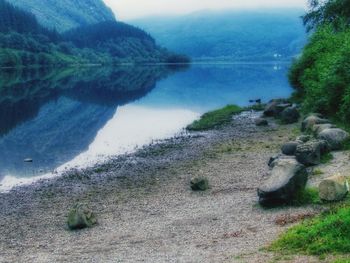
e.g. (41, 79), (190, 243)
(255, 118), (268, 126)
(301, 115), (331, 132)
(312, 123), (336, 135)
(319, 175), (349, 201)
(67, 203), (97, 230)
(295, 140), (322, 166)
(258, 158), (308, 206)
(296, 135), (312, 143)
(281, 141), (299, 156)
(263, 99), (290, 117)
(280, 106), (300, 124)
(268, 154), (296, 168)
(317, 128), (350, 150)
(190, 177), (209, 191)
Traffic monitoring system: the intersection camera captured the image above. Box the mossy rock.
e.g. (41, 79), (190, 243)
(190, 177), (209, 191)
(67, 203), (97, 230)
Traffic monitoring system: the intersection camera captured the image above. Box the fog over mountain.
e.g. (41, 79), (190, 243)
(131, 9), (307, 60)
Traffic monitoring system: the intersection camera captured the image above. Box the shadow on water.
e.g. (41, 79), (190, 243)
(0, 65), (184, 179)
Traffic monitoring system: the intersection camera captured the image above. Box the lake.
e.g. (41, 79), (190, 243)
(0, 63), (292, 190)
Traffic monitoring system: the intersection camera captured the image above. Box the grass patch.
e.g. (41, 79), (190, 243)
(312, 168), (324, 176)
(187, 105), (242, 131)
(291, 187), (321, 206)
(321, 152), (334, 164)
(270, 205), (350, 256)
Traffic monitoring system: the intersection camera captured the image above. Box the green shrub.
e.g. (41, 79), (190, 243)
(289, 24), (350, 122)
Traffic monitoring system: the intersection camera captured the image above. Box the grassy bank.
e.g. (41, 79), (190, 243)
(270, 202), (350, 257)
(187, 105), (243, 131)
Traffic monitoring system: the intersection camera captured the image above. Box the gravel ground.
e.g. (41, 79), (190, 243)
(0, 111), (326, 263)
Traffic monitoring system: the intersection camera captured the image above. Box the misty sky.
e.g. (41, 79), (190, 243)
(104, 0), (308, 20)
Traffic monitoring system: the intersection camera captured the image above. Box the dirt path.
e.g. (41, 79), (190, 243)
(0, 112), (324, 263)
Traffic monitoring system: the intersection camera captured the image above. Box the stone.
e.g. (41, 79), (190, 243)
(190, 177), (209, 191)
(258, 158), (308, 206)
(255, 118), (268, 126)
(263, 99), (290, 117)
(268, 154), (296, 168)
(281, 141), (299, 156)
(296, 135), (312, 143)
(295, 140), (322, 166)
(280, 106), (300, 124)
(319, 175), (349, 201)
(312, 123), (336, 135)
(67, 203), (97, 230)
(317, 128), (350, 150)
(301, 115), (331, 132)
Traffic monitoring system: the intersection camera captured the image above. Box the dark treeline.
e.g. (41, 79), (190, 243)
(0, 0), (190, 67)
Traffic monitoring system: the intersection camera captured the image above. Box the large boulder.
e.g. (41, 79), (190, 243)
(319, 175), (349, 201)
(301, 115), (331, 132)
(295, 140), (322, 166)
(280, 106), (300, 124)
(263, 99), (290, 117)
(190, 177), (209, 191)
(317, 128), (349, 150)
(281, 141), (299, 156)
(268, 154), (296, 168)
(312, 123), (336, 135)
(67, 203), (97, 230)
(258, 158), (308, 206)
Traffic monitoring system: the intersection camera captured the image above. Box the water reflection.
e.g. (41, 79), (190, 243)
(0, 63), (292, 189)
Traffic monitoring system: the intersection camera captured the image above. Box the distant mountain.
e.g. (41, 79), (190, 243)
(6, 0), (115, 32)
(131, 9), (307, 61)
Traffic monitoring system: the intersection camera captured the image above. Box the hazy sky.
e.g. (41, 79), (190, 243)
(104, 0), (308, 20)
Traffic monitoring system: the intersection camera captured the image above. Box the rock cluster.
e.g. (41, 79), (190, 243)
(254, 98), (301, 127)
(258, 111), (350, 206)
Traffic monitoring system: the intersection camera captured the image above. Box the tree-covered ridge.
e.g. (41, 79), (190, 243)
(0, 0), (189, 67)
(289, 0), (350, 121)
(6, 0), (115, 32)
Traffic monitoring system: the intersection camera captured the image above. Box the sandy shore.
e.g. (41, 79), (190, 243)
(0, 111), (325, 262)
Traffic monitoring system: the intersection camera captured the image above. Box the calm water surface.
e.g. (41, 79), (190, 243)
(0, 63), (292, 190)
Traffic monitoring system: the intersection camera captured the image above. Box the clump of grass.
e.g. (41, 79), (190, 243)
(270, 205), (350, 256)
(291, 187), (321, 206)
(187, 105), (242, 131)
(312, 168), (324, 176)
(321, 152), (334, 164)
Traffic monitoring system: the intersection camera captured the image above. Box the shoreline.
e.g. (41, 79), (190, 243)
(0, 110), (324, 262)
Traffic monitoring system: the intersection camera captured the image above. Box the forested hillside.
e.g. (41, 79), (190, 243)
(289, 0), (350, 121)
(131, 9), (307, 61)
(0, 0), (188, 67)
(6, 0), (115, 32)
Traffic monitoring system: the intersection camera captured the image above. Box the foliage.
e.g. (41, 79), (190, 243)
(187, 105), (242, 131)
(289, 24), (350, 121)
(270, 205), (350, 255)
(303, 0), (350, 31)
